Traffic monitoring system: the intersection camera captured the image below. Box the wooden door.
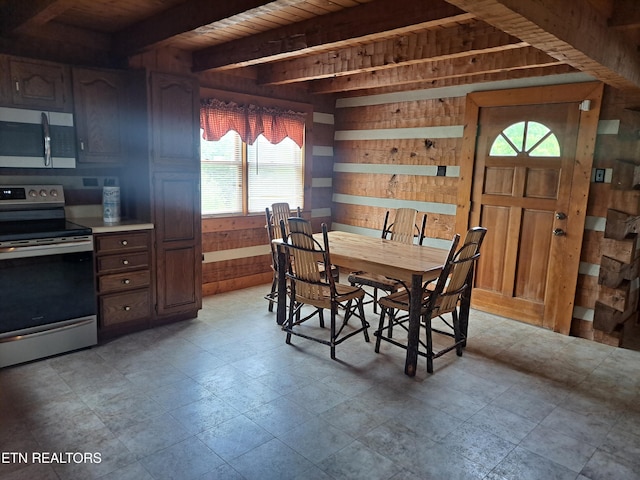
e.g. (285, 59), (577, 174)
(470, 103), (582, 329)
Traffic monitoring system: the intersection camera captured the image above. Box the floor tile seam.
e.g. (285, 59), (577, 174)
(136, 434), (226, 479)
(435, 428), (519, 474)
(275, 429), (359, 467)
(211, 433), (278, 465)
(536, 419), (608, 450)
(593, 441), (640, 471)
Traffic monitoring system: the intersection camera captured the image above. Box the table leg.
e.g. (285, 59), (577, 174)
(404, 273), (422, 377)
(276, 245), (287, 326)
(459, 268), (473, 347)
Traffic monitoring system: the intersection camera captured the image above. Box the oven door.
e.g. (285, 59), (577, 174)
(0, 238), (97, 367)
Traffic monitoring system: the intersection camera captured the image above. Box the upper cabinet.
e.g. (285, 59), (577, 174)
(149, 72), (200, 168)
(72, 67), (129, 164)
(6, 57), (72, 112)
(0, 56), (10, 105)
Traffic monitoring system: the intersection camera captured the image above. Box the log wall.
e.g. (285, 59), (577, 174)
(572, 85), (640, 346)
(142, 49), (640, 348)
(332, 79), (640, 348)
(195, 70), (337, 295)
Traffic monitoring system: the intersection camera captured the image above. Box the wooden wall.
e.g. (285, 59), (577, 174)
(133, 49), (640, 347)
(331, 74), (640, 346)
(574, 85), (640, 346)
(194, 69), (337, 296)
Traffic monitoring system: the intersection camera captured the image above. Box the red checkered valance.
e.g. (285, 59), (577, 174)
(200, 98), (306, 147)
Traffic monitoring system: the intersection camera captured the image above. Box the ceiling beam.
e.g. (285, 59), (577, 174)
(609, 0), (640, 30)
(444, 0), (640, 91)
(309, 46), (564, 94)
(334, 64), (579, 98)
(258, 22), (526, 85)
(112, 0), (292, 57)
(191, 0), (473, 72)
(0, 0), (75, 36)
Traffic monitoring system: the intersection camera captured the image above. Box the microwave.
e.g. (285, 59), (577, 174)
(0, 107), (76, 168)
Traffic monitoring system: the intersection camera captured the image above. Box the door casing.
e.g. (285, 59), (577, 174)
(456, 82), (604, 334)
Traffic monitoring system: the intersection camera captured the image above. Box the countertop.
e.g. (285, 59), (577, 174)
(73, 217), (154, 233)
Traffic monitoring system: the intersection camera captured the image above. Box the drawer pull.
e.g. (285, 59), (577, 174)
(122, 279), (131, 285)
(122, 259), (129, 265)
(120, 240), (128, 246)
(123, 306), (131, 311)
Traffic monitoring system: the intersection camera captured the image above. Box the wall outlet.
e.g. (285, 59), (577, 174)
(594, 168), (605, 183)
(436, 166), (447, 177)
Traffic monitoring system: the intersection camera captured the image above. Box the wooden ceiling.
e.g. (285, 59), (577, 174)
(1, 0), (639, 98)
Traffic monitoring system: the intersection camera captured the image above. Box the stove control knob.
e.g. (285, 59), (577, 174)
(50, 189), (58, 197)
(28, 189), (37, 198)
(39, 189), (47, 197)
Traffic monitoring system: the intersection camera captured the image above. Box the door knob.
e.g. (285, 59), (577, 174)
(555, 212), (567, 220)
(553, 228), (566, 236)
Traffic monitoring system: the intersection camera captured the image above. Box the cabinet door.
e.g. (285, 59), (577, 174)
(0, 56), (10, 105)
(9, 58), (72, 111)
(149, 72), (200, 168)
(73, 67), (128, 163)
(153, 172), (202, 316)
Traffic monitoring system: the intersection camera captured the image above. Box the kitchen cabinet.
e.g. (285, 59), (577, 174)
(94, 229), (153, 337)
(149, 72), (200, 168)
(152, 171), (202, 318)
(6, 57), (72, 111)
(72, 67), (129, 164)
(145, 71), (202, 323)
(0, 56), (10, 104)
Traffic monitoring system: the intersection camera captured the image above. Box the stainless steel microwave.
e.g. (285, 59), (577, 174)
(0, 107), (76, 168)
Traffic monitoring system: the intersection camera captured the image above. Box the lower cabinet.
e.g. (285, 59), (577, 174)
(95, 229), (153, 337)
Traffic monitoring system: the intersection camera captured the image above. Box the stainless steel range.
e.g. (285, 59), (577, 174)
(0, 184), (97, 368)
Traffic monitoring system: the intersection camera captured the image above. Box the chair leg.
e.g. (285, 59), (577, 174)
(286, 299), (295, 345)
(267, 275), (277, 312)
(372, 287), (378, 314)
(453, 310), (463, 357)
(375, 307), (386, 353)
(318, 309), (325, 329)
(358, 298), (369, 342)
(330, 305), (337, 360)
(343, 298), (353, 324)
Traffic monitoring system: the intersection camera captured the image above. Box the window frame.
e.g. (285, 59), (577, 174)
(199, 88), (313, 219)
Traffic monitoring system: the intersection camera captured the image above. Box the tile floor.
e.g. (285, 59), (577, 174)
(1, 284), (640, 480)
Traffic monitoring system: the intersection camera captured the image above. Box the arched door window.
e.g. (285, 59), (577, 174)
(489, 121), (561, 157)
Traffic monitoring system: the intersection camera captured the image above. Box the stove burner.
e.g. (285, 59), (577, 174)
(0, 184), (92, 244)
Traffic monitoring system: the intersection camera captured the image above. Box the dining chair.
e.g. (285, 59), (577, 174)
(348, 208), (427, 313)
(281, 217), (370, 359)
(265, 203), (301, 311)
(374, 226), (487, 373)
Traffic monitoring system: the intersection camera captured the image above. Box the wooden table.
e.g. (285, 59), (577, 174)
(274, 230), (456, 377)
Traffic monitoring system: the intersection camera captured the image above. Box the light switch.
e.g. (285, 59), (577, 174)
(594, 168), (605, 183)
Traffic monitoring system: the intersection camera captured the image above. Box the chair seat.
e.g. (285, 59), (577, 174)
(378, 287), (432, 313)
(296, 283), (365, 310)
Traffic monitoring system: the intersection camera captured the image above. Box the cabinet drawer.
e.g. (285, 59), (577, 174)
(100, 290), (151, 327)
(97, 251), (149, 273)
(96, 232), (151, 253)
(98, 270), (150, 293)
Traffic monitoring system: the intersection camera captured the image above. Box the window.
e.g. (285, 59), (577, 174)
(489, 121), (561, 157)
(201, 130), (304, 215)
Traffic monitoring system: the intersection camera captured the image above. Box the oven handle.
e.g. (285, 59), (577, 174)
(0, 317), (95, 343)
(42, 112), (51, 167)
(0, 238), (93, 260)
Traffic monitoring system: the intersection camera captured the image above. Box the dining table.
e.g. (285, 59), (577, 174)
(274, 230), (469, 377)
